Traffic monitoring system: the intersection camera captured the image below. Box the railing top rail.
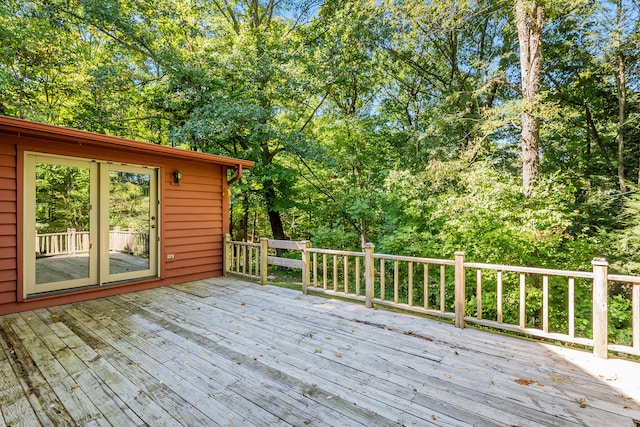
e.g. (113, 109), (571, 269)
(307, 248), (363, 257)
(268, 239), (309, 250)
(463, 262), (594, 279)
(373, 253), (456, 265)
(229, 241), (261, 248)
(608, 274), (640, 284)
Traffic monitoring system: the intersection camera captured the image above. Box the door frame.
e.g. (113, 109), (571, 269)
(23, 152), (160, 298)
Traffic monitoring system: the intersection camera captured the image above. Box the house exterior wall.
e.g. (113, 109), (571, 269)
(0, 142), (17, 306)
(0, 117), (251, 315)
(162, 159), (225, 281)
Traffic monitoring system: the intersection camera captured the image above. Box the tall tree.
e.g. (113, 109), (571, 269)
(515, 0), (544, 198)
(615, 0), (628, 192)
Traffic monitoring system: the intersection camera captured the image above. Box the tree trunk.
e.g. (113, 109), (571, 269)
(515, 0), (544, 198)
(615, 0), (627, 192)
(617, 48), (626, 192)
(240, 190), (250, 242)
(264, 184), (286, 241)
(265, 185), (287, 262)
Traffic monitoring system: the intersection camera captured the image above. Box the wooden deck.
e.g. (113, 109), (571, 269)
(1, 278), (639, 426)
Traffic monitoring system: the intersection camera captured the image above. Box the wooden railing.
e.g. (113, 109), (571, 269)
(36, 228), (149, 257)
(224, 237), (640, 359)
(223, 235), (310, 284)
(108, 227), (149, 256)
(36, 229), (90, 256)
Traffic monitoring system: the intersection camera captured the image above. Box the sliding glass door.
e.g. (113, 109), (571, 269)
(24, 153), (158, 297)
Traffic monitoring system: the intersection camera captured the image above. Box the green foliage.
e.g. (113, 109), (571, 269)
(608, 294), (632, 345)
(608, 190), (640, 275)
(378, 162), (598, 270)
(36, 164), (90, 233)
(108, 171), (150, 232)
(2, 0), (639, 342)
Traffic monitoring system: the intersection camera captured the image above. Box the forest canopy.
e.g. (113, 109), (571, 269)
(2, 0), (639, 274)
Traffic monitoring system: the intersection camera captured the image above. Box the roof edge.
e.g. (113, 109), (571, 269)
(0, 115), (254, 168)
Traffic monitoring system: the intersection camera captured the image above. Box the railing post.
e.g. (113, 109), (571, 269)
(364, 243), (375, 308)
(223, 234), (231, 277)
(68, 228), (76, 255)
(128, 228), (135, 254)
(592, 258), (608, 359)
(454, 251), (466, 329)
(301, 241), (311, 295)
(260, 238), (269, 285)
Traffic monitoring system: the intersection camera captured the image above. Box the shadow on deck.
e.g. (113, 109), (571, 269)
(1, 277), (639, 426)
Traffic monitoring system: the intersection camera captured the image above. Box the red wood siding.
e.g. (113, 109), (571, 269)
(0, 116), (252, 315)
(163, 162), (225, 280)
(0, 143), (17, 305)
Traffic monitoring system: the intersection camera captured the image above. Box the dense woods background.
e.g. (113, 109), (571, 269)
(2, 0), (639, 276)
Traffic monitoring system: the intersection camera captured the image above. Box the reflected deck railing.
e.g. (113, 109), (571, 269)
(224, 235), (640, 359)
(36, 227), (149, 257)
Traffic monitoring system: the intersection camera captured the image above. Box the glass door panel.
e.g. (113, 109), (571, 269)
(103, 165), (157, 283)
(24, 155), (97, 296)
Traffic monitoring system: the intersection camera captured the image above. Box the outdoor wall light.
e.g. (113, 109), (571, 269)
(173, 170), (183, 185)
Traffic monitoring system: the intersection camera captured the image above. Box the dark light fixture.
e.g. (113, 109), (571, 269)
(173, 170), (183, 185)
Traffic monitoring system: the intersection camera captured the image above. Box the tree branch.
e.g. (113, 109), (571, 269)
(487, 78), (523, 96)
(299, 89), (330, 133)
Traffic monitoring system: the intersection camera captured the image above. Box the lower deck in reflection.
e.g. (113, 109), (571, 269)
(36, 252), (150, 284)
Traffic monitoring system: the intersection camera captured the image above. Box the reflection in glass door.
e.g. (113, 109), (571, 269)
(24, 153), (158, 297)
(24, 155), (98, 295)
(102, 165), (158, 283)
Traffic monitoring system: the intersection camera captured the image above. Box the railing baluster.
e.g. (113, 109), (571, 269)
(424, 263), (429, 310)
(313, 253), (318, 288)
(519, 273), (526, 328)
(633, 284), (639, 351)
(394, 259), (399, 304)
(476, 269), (482, 320)
(355, 256), (360, 296)
(235, 243), (240, 273)
(323, 253), (327, 290)
(242, 245), (247, 275)
(252, 247), (257, 276)
(568, 277), (575, 338)
(497, 270), (503, 324)
(344, 255), (349, 294)
(252, 247), (256, 276)
(253, 247), (257, 276)
(408, 261), (413, 307)
(440, 265), (445, 313)
(543, 275), (549, 333)
(380, 259), (385, 301)
(333, 254), (338, 292)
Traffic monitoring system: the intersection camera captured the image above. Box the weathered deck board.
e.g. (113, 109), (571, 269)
(135, 282), (634, 426)
(121, 288), (525, 426)
(1, 277), (639, 426)
(198, 285), (632, 417)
